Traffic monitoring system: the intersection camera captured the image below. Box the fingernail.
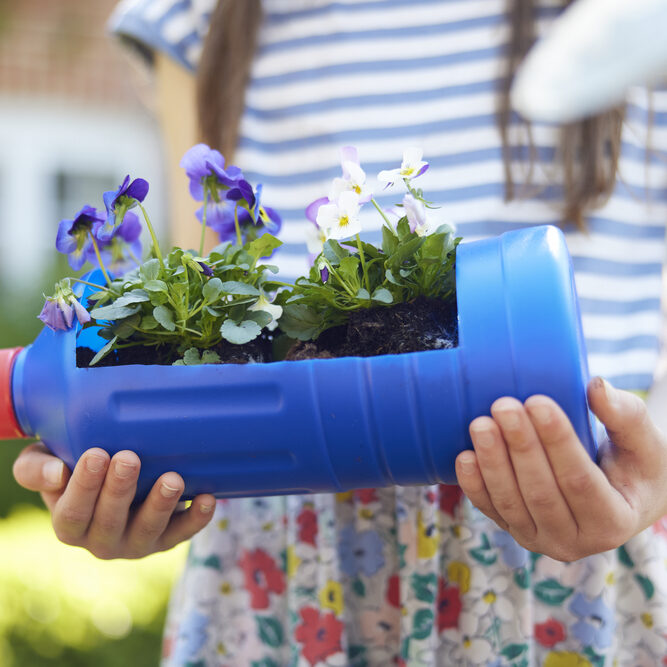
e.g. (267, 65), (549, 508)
(495, 407), (520, 430)
(43, 459), (64, 486)
(602, 379), (618, 405)
(458, 453), (476, 474)
(200, 503), (214, 514)
(115, 460), (137, 479)
(160, 482), (180, 498)
(471, 425), (494, 448)
(529, 402), (551, 425)
(86, 454), (106, 473)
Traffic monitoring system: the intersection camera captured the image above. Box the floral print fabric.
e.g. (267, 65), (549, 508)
(162, 486), (667, 666)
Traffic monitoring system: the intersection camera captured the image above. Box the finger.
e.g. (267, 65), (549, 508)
(524, 394), (631, 535)
(468, 415), (535, 534)
(13, 442), (70, 493)
(52, 448), (110, 545)
(86, 451), (141, 558)
(492, 397), (574, 536)
(157, 494), (217, 552)
(588, 376), (662, 454)
(125, 472), (188, 556)
(456, 450), (508, 530)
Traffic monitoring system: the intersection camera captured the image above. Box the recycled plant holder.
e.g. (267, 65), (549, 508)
(0, 147), (596, 500)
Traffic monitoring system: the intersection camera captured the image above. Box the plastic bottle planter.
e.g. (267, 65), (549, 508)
(0, 225), (596, 500)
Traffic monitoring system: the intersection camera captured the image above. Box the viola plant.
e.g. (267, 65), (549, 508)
(278, 147), (460, 342)
(40, 143), (283, 366)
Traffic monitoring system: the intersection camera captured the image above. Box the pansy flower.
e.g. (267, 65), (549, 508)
(92, 210), (143, 275)
(378, 147), (429, 187)
(99, 175), (149, 241)
(316, 191), (362, 240)
(55, 205), (106, 270)
(180, 143), (227, 200)
(329, 146), (372, 203)
(38, 280), (91, 332)
(248, 292), (283, 330)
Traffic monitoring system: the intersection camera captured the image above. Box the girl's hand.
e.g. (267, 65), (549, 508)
(455, 376), (667, 561)
(12, 444), (216, 559)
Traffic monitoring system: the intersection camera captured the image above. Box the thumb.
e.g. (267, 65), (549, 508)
(13, 442), (70, 493)
(587, 376), (661, 454)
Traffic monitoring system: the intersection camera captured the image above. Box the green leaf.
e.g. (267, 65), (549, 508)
(278, 304), (322, 341)
(140, 315), (159, 330)
(201, 350), (222, 364)
(514, 567), (531, 590)
(203, 277), (223, 301)
(140, 258), (160, 281)
(247, 233), (282, 259)
(583, 646), (605, 667)
(381, 226), (399, 254)
(246, 310), (273, 328)
(323, 239), (350, 265)
(371, 287), (393, 303)
(251, 659), (280, 667)
(153, 305), (176, 332)
(144, 279), (168, 292)
(411, 609), (434, 640)
(220, 319), (261, 344)
(634, 573), (655, 600)
(411, 573), (437, 603)
(90, 303), (141, 321)
(220, 281), (260, 296)
(534, 578), (574, 606)
(385, 269), (402, 286)
(113, 313), (141, 339)
(355, 288), (370, 300)
(352, 578), (365, 597)
(255, 617), (284, 648)
(182, 348), (202, 365)
(501, 643), (527, 660)
(617, 544), (634, 568)
(89, 336), (117, 366)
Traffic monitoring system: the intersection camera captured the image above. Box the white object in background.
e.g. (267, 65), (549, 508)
(511, 0), (667, 123)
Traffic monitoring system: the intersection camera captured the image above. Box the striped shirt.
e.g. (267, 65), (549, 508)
(109, 0), (667, 391)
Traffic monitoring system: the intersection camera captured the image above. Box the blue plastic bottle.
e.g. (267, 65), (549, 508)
(0, 225), (597, 500)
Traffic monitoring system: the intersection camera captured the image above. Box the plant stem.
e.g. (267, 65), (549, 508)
(355, 234), (371, 296)
(138, 203), (167, 275)
(199, 189), (209, 257)
(371, 197), (393, 229)
(327, 263), (356, 298)
(234, 204), (242, 247)
(88, 232), (112, 286)
(70, 277), (110, 291)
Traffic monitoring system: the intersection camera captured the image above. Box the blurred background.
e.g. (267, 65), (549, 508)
(0, 1), (181, 665)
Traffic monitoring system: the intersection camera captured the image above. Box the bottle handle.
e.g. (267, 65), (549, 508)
(0, 348), (27, 440)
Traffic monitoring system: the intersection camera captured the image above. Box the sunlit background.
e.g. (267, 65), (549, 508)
(0, 1), (180, 665)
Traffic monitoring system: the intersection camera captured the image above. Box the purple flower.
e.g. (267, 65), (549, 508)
(227, 178), (257, 210)
(180, 143), (241, 201)
(319, 265), (329, 283)
(569, 593), (616, 649)
(306, 196), (329, 224)
(338, 524), (385, 577)
(93, 210), (143, 275)
(196, 200), (238, 242)
(55, 205), (106, 270)
(198, 261), (214, 277)
(99, 175), (149, 241)
(38, 295), (89, 332)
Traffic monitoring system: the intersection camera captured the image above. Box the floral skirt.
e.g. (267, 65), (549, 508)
(161, 486), (667, 666)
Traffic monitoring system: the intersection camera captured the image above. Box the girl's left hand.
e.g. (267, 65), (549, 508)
(455, 376), (667, 561)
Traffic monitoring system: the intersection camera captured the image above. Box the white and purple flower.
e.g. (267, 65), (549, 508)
(316, 191), (362, 240)
(378, 147), (429, 188)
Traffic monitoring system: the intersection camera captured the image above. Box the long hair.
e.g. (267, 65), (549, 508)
(197, 0), (626, 228)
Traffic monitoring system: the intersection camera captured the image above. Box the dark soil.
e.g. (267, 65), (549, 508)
(75, 296), (458, 367)
(285, 296), (458, 360)
(76, 334), (273, 368)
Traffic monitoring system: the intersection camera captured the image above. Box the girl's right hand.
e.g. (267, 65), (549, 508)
(12, 443), (216, 559)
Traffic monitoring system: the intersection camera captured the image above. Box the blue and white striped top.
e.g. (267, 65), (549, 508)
(109, 0), (667, 391)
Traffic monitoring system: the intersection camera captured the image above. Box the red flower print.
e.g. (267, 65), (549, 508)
(535, 618), (566, 648)
(386, 573), (401, 608)
(437, 578), (462, 632)
(238, 549), (286, 609)
(438, 484), (463, 517)
(295, 606), (344, 666)
(353, 488), (378, 504)
(297, 507), (318, 546)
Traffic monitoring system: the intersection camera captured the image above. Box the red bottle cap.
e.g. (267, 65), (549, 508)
(0, 348), (27, 439)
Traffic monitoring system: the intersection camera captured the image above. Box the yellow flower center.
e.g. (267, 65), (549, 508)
(483, 590), (496, 604)
(353, 184), (362, 194)
(220, 581), (232, 595)
(217, 518), (228, 530)
(447, 561), (471, 594)
(339, 215), (349, 227)
(463, 637), (471, 648)
(641, 612), (653, 629)
(359, 508), (373, 520)
(605, 572), (615, 585)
